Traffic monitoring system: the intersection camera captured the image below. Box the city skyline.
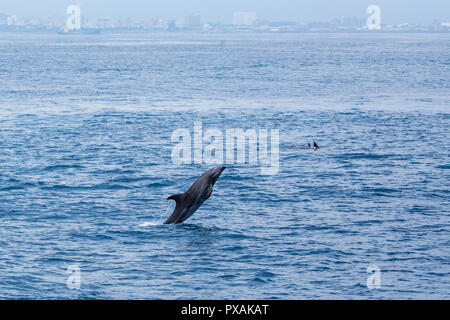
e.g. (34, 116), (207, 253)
(1, 12), (448, 33)
(0, 0), (449, 25)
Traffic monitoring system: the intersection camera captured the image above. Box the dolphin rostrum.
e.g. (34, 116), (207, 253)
(163, 166), (226, 224)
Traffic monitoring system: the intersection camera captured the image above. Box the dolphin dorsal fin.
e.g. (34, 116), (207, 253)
(167, 193), (184, 204)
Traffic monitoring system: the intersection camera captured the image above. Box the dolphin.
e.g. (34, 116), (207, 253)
(163, 166), (226, 224)
(313, 141), (319, 149)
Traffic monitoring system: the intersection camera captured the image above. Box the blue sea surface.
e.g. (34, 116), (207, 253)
(0, 32), (449, 299)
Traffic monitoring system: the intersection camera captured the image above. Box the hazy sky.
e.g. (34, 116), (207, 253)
(1, 0), (448, 24)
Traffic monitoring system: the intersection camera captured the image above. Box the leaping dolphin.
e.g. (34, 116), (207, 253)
(163, 166), (226, 224)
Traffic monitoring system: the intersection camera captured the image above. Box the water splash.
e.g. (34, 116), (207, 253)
(138, 201), (174, 227)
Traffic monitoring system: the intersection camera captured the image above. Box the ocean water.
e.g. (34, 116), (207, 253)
(0, 32), (449, 299)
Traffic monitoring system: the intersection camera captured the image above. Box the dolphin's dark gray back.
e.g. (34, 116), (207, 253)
(163, 166), (225, 224)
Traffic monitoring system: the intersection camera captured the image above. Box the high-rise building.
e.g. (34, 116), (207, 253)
(6, 15), (18, 26)
(233, 12), (257, 26)
(96, 17), (113, 29)
(184, 14), (202, 28)
(167, 20), (177, 31)
(0, 13), (8, 25)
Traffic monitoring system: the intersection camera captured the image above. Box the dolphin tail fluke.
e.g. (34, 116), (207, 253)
(167, 193), (184, 203)
(164, 193), (185, 224)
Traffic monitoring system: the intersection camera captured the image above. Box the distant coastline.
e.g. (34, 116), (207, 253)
(0, 26), (449, 34)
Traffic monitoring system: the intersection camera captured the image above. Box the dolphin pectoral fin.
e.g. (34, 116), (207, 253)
(205, 185), (213, 200)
